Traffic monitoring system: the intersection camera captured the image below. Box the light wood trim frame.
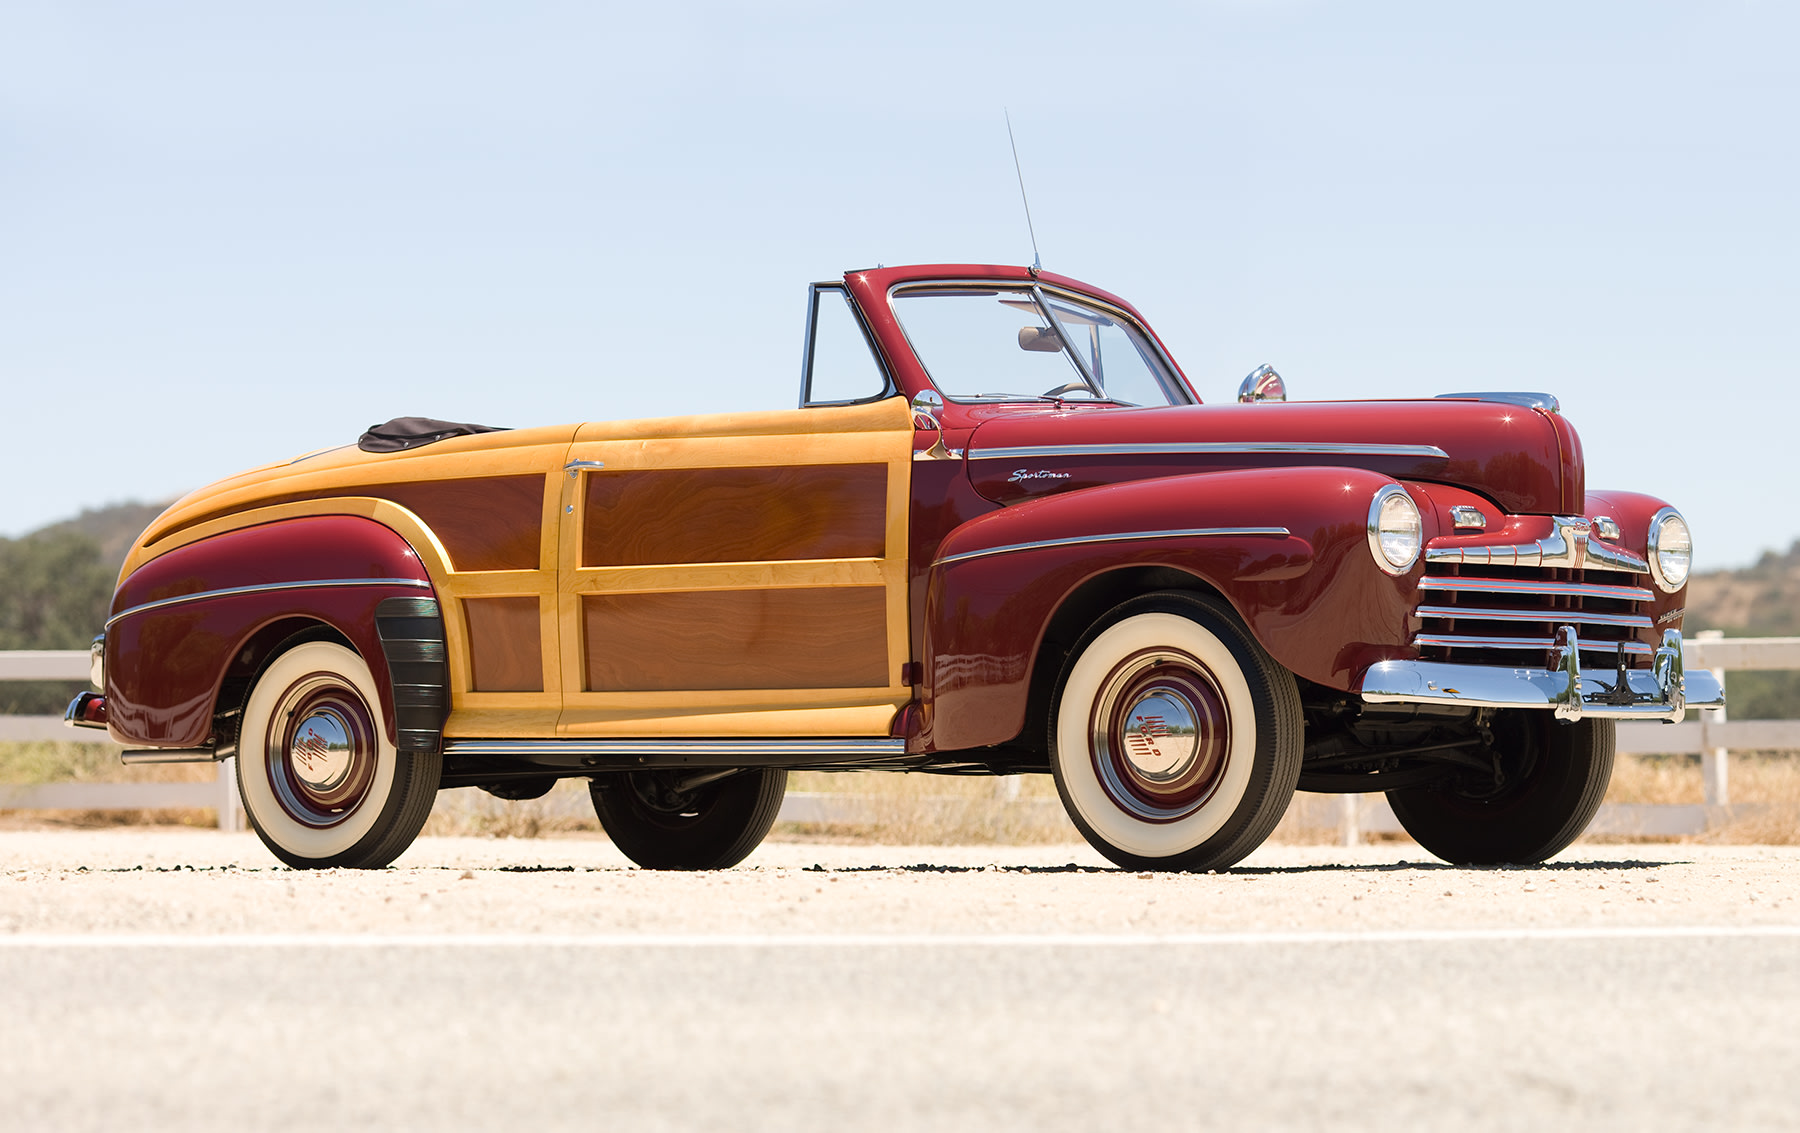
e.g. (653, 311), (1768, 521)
(556, 396), (914, 738)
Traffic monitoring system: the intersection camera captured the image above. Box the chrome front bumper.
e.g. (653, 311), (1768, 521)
(1359, 627), (1724, 724)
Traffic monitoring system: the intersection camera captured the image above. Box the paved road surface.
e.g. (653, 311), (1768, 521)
(1, 832), (1796, 1130)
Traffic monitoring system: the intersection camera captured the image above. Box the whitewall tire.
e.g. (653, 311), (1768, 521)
(1049, 593), (1302, 871)
(238, 640), (439, 869)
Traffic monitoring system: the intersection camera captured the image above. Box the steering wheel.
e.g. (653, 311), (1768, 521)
(1041, 380), (1092, 398)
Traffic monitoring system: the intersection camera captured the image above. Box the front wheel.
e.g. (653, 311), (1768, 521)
(589, 768), (787, 870)
(1387, 712), (1614, 865)
(238, 640), (440, 869)
(1048, 592), (1303, 872)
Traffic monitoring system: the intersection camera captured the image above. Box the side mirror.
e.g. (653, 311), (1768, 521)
(910, 390), (955, 461)
(910, 389), (944, 431)
(1237, 364), (1286, 404)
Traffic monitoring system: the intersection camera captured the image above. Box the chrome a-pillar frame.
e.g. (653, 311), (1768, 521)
(1358, 627), (1724, 724)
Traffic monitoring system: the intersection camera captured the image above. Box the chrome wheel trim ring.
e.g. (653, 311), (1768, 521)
(1089, 649), (1231, 823)
(266, 674), (379, 828)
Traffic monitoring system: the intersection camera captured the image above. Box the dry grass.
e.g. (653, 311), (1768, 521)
(1267, 794), (1376, 845)
(774, 771), (1080, 845)
(1702, 805), (1800, 845)
(423, 770), (1084, 846)
(422, 779), (602, 839)
(0, 740), (218, 828)
(10, 739), (1799, 846)
(1605, 750), (1800, 804)
(1565, 752), (1800, 845)
(1602, 753), (1705, 805)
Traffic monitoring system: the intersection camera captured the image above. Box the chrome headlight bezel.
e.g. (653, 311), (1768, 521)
(1647, 507), (1692, 594)
(1367, 485), (1423, 575)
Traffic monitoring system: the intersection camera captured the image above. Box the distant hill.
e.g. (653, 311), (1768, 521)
(0, 501), (174, 713)
(31, 500), (174, 574)
(1685, 540), (1800, 637)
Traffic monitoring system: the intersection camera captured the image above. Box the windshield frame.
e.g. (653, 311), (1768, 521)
(885, 278), (1195, 408)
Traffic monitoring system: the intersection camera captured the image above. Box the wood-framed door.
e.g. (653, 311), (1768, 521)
(554, 396), (914, 738)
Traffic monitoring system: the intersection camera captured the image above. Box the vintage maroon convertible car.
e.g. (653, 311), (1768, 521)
(68, 263), (1721, 871)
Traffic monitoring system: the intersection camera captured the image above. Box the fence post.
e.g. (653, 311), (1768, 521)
(1694, 629), (1729, 806)
(216, 758), (243, 832)
(1338, 794), (1360, 847)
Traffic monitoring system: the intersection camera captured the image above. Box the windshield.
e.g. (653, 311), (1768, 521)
(890, 285), (1189, 406)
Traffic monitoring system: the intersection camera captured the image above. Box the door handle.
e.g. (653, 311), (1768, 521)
(563, 459), (606, 479)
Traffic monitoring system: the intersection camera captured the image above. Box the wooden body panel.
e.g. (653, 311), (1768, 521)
(146, 475), (543, 572)
(464, 596), (546, 692)
(354, 477), (543, 571)
(582, 464), (886, 567)
(582, 588), (888, 691)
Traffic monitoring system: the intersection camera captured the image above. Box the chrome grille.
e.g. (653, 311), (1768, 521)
(1412, 564), (1655, 668)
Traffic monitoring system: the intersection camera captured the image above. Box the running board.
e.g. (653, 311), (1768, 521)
(439, 736), (912, 784)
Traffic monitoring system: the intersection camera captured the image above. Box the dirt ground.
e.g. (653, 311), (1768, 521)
(1, 828), (1794, 937)
(4, 830), (1796, 1133)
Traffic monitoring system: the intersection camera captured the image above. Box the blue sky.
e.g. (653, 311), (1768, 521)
(3, 1), (1795, 569)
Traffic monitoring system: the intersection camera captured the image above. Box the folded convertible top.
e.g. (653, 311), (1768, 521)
(358, 416), (509, 453)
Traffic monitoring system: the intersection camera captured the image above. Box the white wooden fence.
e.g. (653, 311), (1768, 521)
(5, 638), (1798, 842)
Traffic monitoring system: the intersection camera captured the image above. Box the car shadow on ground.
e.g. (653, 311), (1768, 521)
(61, 858), (1686, 876)
(797, 859), (1683, 875)
(1230, 859), (1680, 875)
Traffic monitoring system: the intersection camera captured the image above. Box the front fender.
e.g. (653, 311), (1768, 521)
(104, 515), (435, 749)
(921, 467), (1426, 752)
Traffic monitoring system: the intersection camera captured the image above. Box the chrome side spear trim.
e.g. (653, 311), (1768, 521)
(105, 578), (432, 630)
(934, 527), (1292, 568)
(970, 441), (1449, 461)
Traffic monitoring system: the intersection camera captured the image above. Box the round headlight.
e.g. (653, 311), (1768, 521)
(1368, 485), (1422, 575)
(1648, 507), (1692, 593)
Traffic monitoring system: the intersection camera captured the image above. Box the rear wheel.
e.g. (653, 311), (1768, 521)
(238, 640), (440, 869)
(1048, 592), (1303, 872)
(590, 768), (787, 870)
(1387, 712), (1615, 865)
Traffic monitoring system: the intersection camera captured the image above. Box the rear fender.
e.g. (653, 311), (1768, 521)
(920, 467), (1427, 752)
(104, 515), (439, 750)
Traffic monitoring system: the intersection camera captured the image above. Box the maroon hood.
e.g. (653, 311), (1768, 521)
(964, 399), (1580, 516)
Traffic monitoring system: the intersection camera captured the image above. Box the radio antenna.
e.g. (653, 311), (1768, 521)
(1005, 110), (1042, 276)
